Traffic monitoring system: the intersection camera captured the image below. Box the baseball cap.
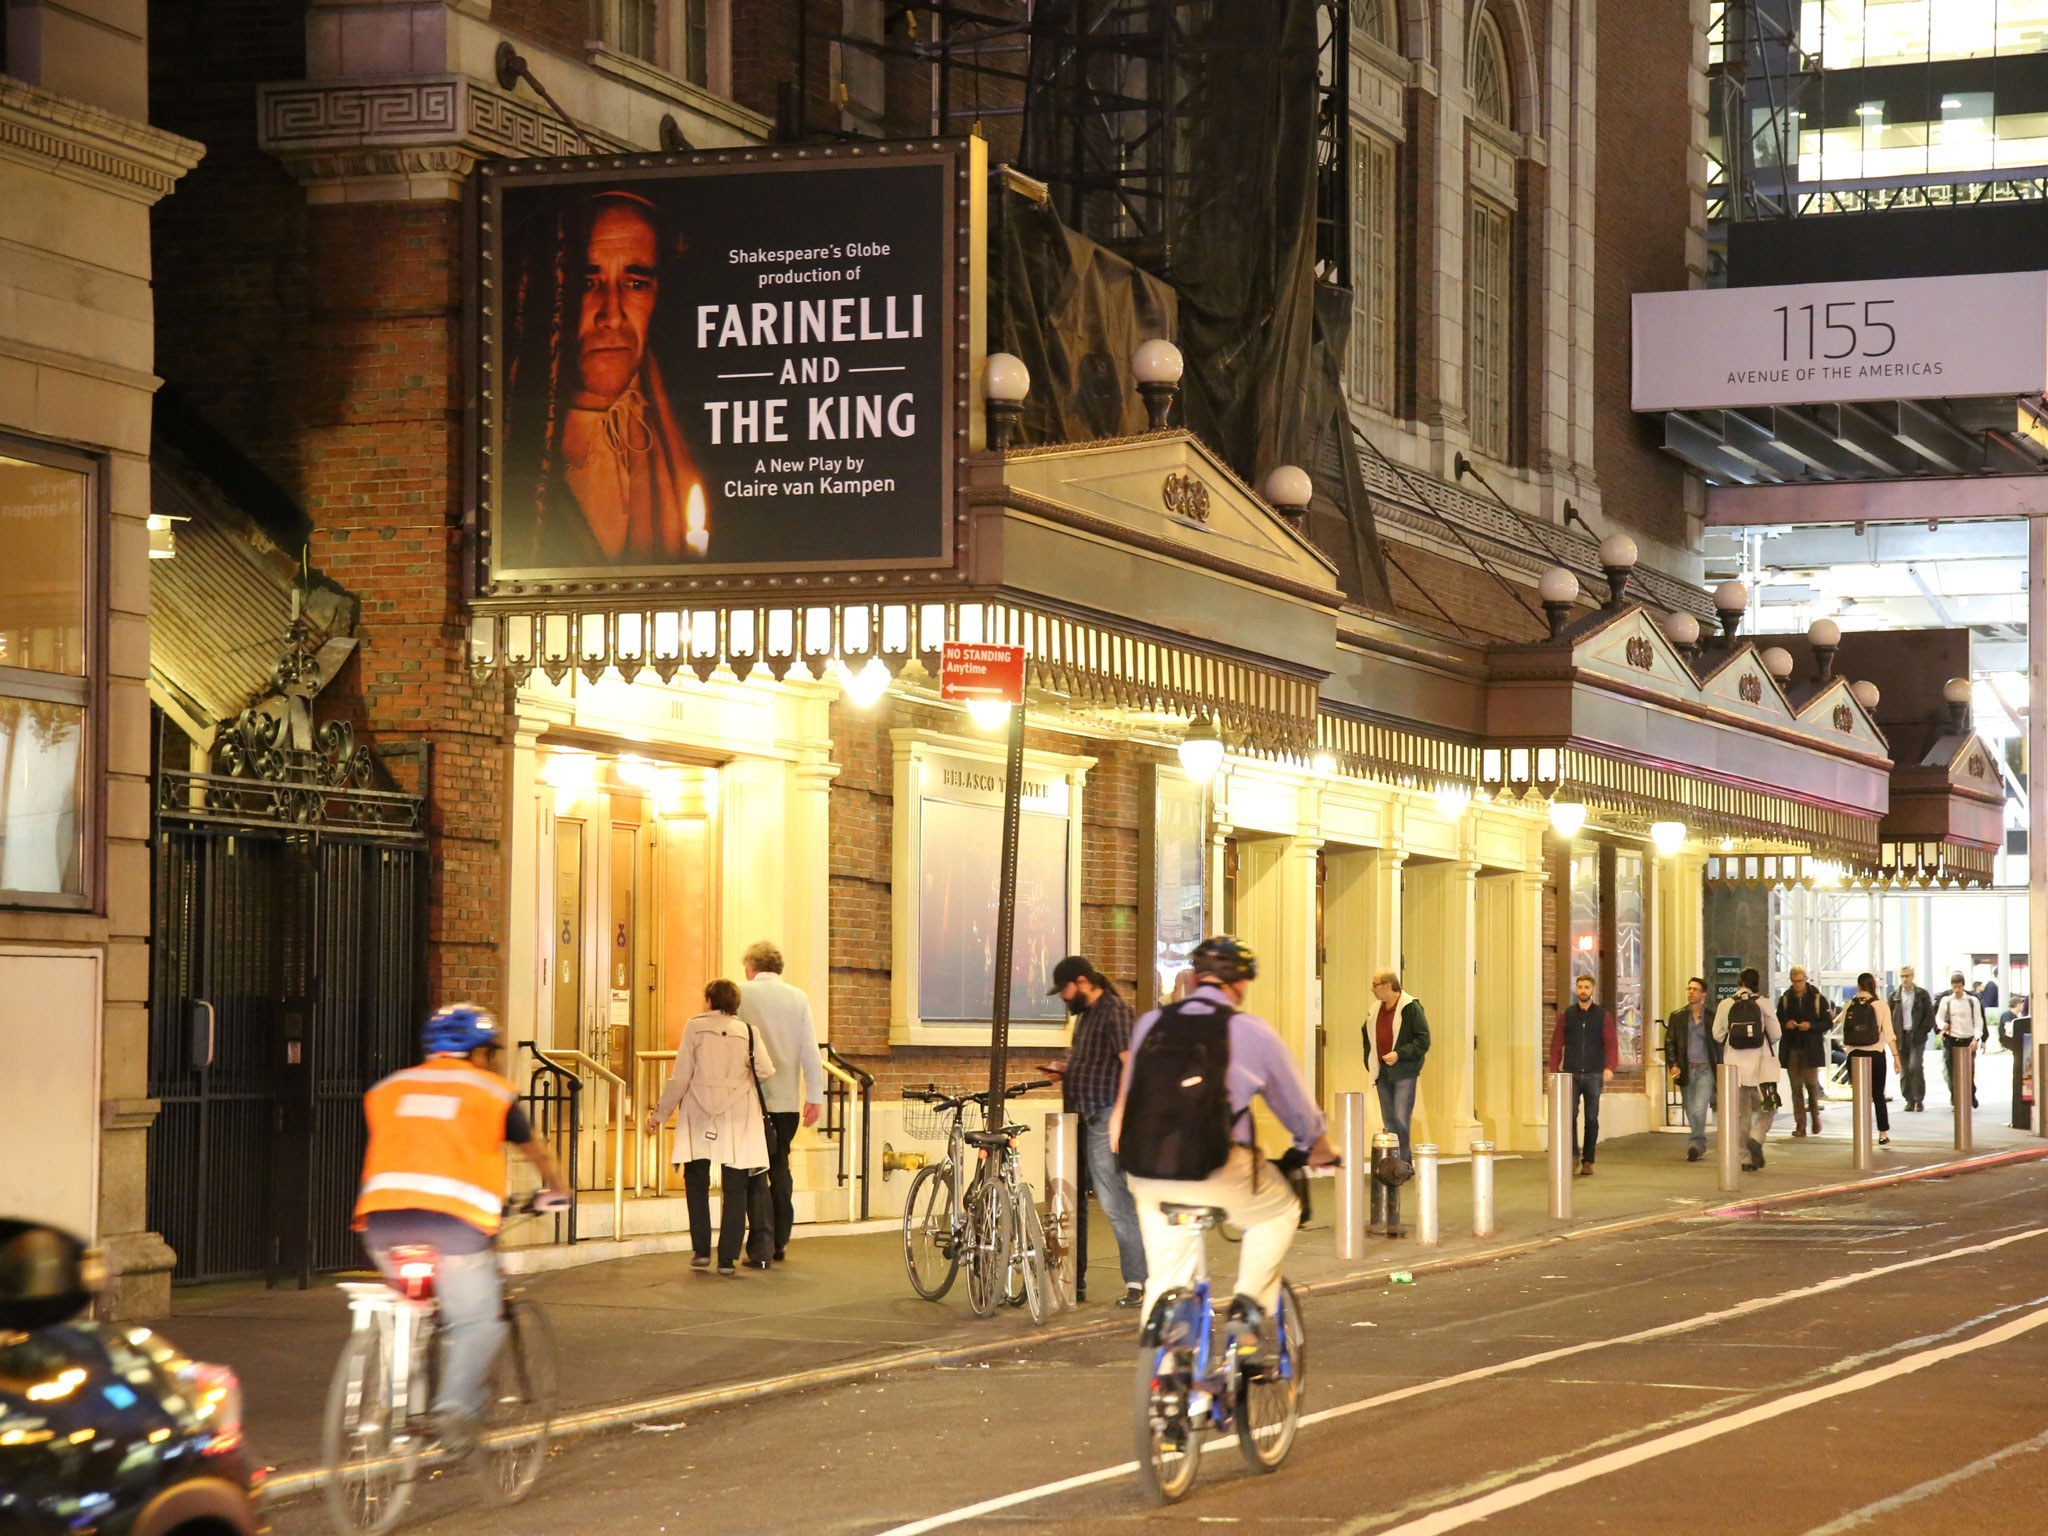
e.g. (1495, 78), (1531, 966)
(1048, 955), (1096, 993)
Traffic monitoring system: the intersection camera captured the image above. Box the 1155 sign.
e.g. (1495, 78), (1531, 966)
(1771, 299), (1896, 362)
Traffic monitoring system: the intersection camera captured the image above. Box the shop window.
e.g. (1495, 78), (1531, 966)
(1350, 129), (1400, 415)
(590, 0), (726, 92)
(1140, 765), (1207, 1009)
(1614, 850), (1645, 1073)
(1466, 197), (1513, 461)
(0, 448), (93, 906)
(892, 733), (1090, 1045)
(1568, 843), (1600, 987)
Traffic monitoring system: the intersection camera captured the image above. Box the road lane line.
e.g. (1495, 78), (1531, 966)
(1370, 1301), (2048, 1536)
(866, 1224), (2047, 1536)
(1798, 1425), (2048, 1534)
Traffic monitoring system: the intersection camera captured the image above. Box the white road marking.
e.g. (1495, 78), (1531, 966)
(866, 1224), (2047, 1536)
(1372, 1302), (2048, 1536)
(1798, 1425), (2048, 1534)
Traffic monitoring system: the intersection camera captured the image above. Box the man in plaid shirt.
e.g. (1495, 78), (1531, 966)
(1046, 954), (1148, 1307)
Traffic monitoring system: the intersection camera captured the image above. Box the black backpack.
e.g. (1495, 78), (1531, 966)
(1117, 999), (1237, 1180)
(1726, 993), (1765, 1051)
(1842, 995), (1880, 1049)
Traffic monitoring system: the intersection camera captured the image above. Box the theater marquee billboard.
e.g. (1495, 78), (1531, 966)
(471, 140), (983, 595)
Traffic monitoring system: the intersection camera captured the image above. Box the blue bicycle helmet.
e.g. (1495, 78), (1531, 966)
(421, 1003), (501, 1058)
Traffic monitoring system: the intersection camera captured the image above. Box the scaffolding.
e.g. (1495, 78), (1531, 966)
(1771, 885), (1884, 999)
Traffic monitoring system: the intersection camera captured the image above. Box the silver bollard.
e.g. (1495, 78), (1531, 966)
(1335, 1091), (1368, 1260)
(1953, 1041), (1975, 1153)
(1717, 1061), (1743, 1192)
(1850, 1054), (1874, 1172)
(1414, 1144), (1440, 1246)
(1043, 1111), (1080, 1308)
(1547, 1072), (1573, 1220)
(2036, 1042), (2048, 1138)
(1470, 1139), (1496, 1238)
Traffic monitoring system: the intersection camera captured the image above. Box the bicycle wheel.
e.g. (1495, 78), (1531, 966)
(1015, 1185), (1051, 1324)
(902, 1162), (960, 1301)
(321, 1324), (419, 1536)
(479, 1296), (557, 1504)
(964, 1174), (1013, 1318)
(1133, 1295), (1205, 1503)
(1236, 1279), (1306, 1474)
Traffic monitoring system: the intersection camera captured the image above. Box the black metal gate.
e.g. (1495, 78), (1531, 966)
(147, 713), (428, 1285)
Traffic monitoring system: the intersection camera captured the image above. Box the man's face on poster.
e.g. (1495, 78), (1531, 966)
(576, 201), (659, 407)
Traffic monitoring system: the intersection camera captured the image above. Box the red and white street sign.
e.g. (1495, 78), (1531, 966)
(938, 642), (1026, 704)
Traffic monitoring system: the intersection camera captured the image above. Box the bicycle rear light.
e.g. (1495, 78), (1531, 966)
(389, 1245), (439, 1302)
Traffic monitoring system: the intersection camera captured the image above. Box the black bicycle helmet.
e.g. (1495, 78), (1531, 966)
(1189, 935), (1258, 984)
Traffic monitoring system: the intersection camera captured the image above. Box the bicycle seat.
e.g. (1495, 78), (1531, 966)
(1159, 1203), (1227, 1229)
(964, 1128), (1013, 1150)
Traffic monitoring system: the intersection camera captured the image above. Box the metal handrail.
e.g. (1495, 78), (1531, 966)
(528, 1041), (628, 1245)
(636, 1049), (677, 1195)
(820, 1042), (873, 1221)
(517, 1043), (580, 1244)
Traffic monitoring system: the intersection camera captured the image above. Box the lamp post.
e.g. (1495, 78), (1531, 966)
(1850, 679), (1881, 712)
(1133, 338), (1184, 430)
(1662, 610), (1702, 664)
(1808, 617), (1841, 681)
(1539, 566), (1580, 639)
(1760, 646), (1795, 687)
(1712, 579), (1749, 648)
(1599, 534), (1639, 609)
(1262, 465), (1313, 528)
(983, 352), (1030, 451)
(1943, 676), (1973, 731)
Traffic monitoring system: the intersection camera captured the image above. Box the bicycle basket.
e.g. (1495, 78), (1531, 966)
(901, 1091), (971, 1144)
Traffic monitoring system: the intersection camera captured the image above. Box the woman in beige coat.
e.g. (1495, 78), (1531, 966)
(646, 979), (775, 1275)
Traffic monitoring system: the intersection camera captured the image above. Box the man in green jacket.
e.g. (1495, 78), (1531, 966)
(1366, 969), (1431, 1171)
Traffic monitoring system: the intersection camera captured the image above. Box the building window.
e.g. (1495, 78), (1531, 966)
(1466, 197), (1513, 460)
(1359, 0), (1397, 50)
(591, 0), (723, 91)
(1471, 11), (1511, 126)
(1614, 849), (1645, 1073)
(0, 447), (94, 905)
(1350, 130), (1399, 414)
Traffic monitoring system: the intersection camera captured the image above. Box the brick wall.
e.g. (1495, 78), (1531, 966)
(1592, 0), (1694, 548)
(827, 694), (1150, 1099)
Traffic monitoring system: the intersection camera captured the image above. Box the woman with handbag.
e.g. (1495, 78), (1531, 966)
(646, 979), (776, 1276)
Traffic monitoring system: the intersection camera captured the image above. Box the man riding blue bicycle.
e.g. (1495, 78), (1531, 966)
(353, 1004), (569, 1453)
(1113, 936), (1338, 1357)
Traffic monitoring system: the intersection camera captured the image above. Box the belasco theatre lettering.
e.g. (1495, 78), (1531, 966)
(942, 767), (1051, 800)
(482, 148), (960, 580)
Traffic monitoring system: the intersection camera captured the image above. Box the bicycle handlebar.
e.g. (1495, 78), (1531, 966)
(903, 1079), (1056, 1109)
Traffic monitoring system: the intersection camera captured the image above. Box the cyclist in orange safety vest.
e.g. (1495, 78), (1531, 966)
(355, 1003), (568, 1451)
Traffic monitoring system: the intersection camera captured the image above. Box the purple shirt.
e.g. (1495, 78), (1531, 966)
(1118, 985), (1328, 1149)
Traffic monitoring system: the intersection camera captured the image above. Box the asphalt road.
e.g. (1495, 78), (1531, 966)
(271, 1159), (2048, 1535)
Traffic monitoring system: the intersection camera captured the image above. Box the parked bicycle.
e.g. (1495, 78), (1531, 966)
(1133, 1202), (1307, 1503)
(321, 1193), (561, 1535)
(900, 1081), (1058, 1320)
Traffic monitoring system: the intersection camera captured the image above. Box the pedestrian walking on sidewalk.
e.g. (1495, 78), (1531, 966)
(1777, 967), (1832, 1138)
(1663, 977), (1720, 1162)
(1890, 966), (1935, 1111)
(1366, 969), (1431, 1172)
(1713, 967), (1781, 1171)
(1937, 971), (1985, 1112)
(1841, 972), (1898, 1146)
(1044, 954), (1148, 1308)
(647, 979), (776, 1277)
(738, 941), (826, 1264)
(1548, 974), (1615, 1176)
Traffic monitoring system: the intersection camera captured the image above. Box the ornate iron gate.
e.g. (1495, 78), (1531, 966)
(147, 712), (428, 1285)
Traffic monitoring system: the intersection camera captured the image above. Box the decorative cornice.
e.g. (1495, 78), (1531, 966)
(0, 75), (204, 204)
(258, 73), (634, 199)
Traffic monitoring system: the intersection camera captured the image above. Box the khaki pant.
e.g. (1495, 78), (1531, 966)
(1128, 1145), (1299, 1319)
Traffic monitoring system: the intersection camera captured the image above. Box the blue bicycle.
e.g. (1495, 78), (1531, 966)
(1132, 1202), (1307, 1502)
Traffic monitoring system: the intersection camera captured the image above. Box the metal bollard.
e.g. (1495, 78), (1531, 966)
(1717, 1061), (1743, 1192)
(1470, 1139), (1496, 1238)
(1546, 1073), (1573, 1220)
(1953, 1042), (1975, 1153)
(1369, 1130), (1407, 1237)
(2036, 1042), (2048, 1138)
(1414, 1144), (1440, 1246)
(1043, 1111), (1080, 1308)
(1335, 1092), (1368, 1260)
(1849, 1054), (1874, 1172)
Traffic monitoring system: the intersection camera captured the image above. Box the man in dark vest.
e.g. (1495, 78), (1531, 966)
(1777, 965), (1833, 1138)
(1547, 973), (1616, 1176)
(1890, 965), (1936, 1112)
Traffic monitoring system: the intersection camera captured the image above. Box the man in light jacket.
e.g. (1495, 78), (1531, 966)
(1890, 965), (1935, 1112)
(1936, 970), (1985, 1113)
(1365, 969), (1430, 1171)
(738, 941), (826, 1264)
(1713, 966), (1782, 1171)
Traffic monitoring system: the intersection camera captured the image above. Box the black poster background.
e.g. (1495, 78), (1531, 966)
(489, 158), (952, 578)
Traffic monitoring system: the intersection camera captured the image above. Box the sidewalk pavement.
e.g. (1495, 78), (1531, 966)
(156, 1097), (2045, 1484)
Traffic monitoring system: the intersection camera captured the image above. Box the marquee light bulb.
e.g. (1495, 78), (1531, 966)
(966, 698), (1013, 731)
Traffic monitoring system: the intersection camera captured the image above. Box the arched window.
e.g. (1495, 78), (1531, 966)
(1471, 12), (1511, 127)
(1359, 0), (1397, 50)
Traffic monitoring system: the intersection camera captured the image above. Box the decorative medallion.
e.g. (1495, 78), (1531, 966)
(1833, 704), (1853, 732)
(1738, 672), (1762, 704)
(1162, 471), (1211, 524)
(1968, 751), (1988, 780)
(1623, 635), (1654, 670)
